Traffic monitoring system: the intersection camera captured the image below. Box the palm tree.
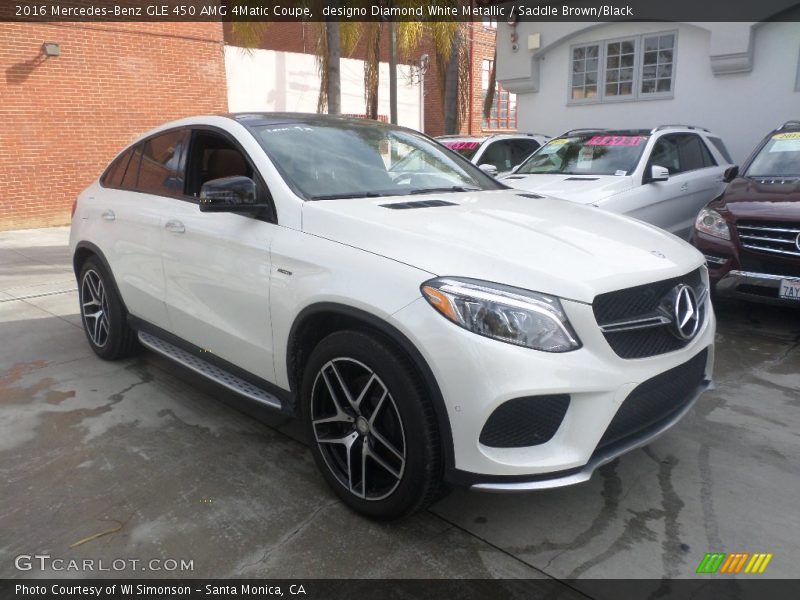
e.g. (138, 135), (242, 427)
(229, 15), (358, 115)
(359, 16), (465, 131)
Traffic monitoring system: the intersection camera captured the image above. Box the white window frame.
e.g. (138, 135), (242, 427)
(568, 30), (678, 105)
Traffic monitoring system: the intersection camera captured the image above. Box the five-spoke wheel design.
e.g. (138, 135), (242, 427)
(310, 358), (406, 501)
(80, 269), (110, 348)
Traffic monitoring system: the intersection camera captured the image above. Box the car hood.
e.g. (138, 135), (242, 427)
(499, 173), (634, 205)
(301, 190), (703, 303)
(711, 177), (800, 221)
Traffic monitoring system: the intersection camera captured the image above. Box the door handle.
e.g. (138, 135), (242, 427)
(101, 210), (115, 221)
(680, 183), (689, 192)
(165, 219), (185, 234)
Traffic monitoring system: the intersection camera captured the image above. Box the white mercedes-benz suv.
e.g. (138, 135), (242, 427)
(70, 114), (715, 519)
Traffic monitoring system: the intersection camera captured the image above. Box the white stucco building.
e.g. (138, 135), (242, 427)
(497, 21), (800, 163)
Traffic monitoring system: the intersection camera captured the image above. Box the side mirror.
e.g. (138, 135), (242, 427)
(723, 165), (739, 183)
(479, 163), (499, 177)
(199, 176), (265, 213)
(646, 165), (670, 183)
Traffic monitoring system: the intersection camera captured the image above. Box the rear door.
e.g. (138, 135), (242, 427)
(93, 130), (187, 329)
(608, 133), (720, 239)
(159, 127), (279, 382)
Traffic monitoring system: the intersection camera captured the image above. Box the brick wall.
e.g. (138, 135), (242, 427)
(0, 23), (227, 231)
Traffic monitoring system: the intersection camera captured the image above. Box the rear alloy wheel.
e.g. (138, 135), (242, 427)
(81, 269), (110, 349)
(302, 330), (443, 520)
(78, 257), (140, 360)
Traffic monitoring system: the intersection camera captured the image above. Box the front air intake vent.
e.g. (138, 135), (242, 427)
(517, 193), (544, 199)
(479, 395), (570, 448)
(381, 199), (458, 210)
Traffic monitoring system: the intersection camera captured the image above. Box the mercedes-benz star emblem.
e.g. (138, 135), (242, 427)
(795, 232), (800, 253)
(670, 284), (700, 340)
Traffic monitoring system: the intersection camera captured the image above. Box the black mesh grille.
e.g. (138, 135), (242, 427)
(593, 268), (705, 359)
(596, 348), (708, 451)
(479, 395), (570, 448)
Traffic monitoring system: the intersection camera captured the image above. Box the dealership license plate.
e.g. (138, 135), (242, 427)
(779, 279), (800, 301)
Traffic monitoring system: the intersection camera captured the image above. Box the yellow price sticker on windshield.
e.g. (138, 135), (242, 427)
(772, 132), (800, 140)
(548, 138), (568, 145)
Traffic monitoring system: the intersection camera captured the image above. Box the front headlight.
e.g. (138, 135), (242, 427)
(420, 277), (581, 353)
(695, 208), (731, 240)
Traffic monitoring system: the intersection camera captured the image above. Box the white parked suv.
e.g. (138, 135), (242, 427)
(70, 114), (715, 519)
(437, 133), (550, 176)
(501, 126), (733, 239)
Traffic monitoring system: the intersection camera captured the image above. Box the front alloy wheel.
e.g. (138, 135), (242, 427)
(311, 358), (407, 501)
(302, 330), (444, 520)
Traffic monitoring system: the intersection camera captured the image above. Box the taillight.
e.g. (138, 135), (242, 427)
(71, 199), (78, 218)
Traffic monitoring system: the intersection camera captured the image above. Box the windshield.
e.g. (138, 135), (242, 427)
(439, 139), (483, 160)
(515, 134), (648, 176)
(250, 122), (502, 199)
(745, 132), (800, 178)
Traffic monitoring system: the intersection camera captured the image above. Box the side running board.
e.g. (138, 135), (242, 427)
(138, 331), (282, 409)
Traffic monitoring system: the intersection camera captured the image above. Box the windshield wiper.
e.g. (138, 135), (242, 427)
(408, 186), (480, 195)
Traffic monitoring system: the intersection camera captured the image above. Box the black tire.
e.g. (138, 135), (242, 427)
(301, 330), (443, 520)
(78, 256), (140, 360)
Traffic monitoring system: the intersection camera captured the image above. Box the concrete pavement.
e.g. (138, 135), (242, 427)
(1, 226), (798, 581)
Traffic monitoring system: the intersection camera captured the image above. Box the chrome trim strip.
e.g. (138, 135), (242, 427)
(725, 270), (796, 282)
(138, 331), (282, 409)
(737, 225), (800, 234)
(703, 254), (728, 266)
(598, 314), (671, 333)
(471, 379), (712, 492)
(739, 234), (796, 244)
(740, 244), (800, 258)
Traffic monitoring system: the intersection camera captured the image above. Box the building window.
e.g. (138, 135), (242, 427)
(641, 34), (675, 95)
(570, 44), (599, 100)
(604, 39), (635, 98)
(569, 31), (676, 104)
(482, 59), (517, 129)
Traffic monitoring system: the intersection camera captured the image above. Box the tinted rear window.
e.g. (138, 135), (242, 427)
(120, 144), (143, 190)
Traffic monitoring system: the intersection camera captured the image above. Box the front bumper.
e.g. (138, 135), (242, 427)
(716, 270), (800, 307)
(390, 292), (716, 484)
(471, 377), (711, 491)
(693, 230), (800, 306)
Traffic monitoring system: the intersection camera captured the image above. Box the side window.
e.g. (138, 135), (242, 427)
(478, 141), (513, 171)
(648, 135), (681, 174)
(509, 140), (541, 167)
(707, 136), (733, 164)
(120, 144), (143, 190)
(185, 130), (256, 198)
(677, 134), (716, 171)
(101, 148), (133, 188)
(137, 130), (186, 197)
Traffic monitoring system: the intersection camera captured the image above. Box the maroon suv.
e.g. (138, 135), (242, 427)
(693, 121), (800, 306)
